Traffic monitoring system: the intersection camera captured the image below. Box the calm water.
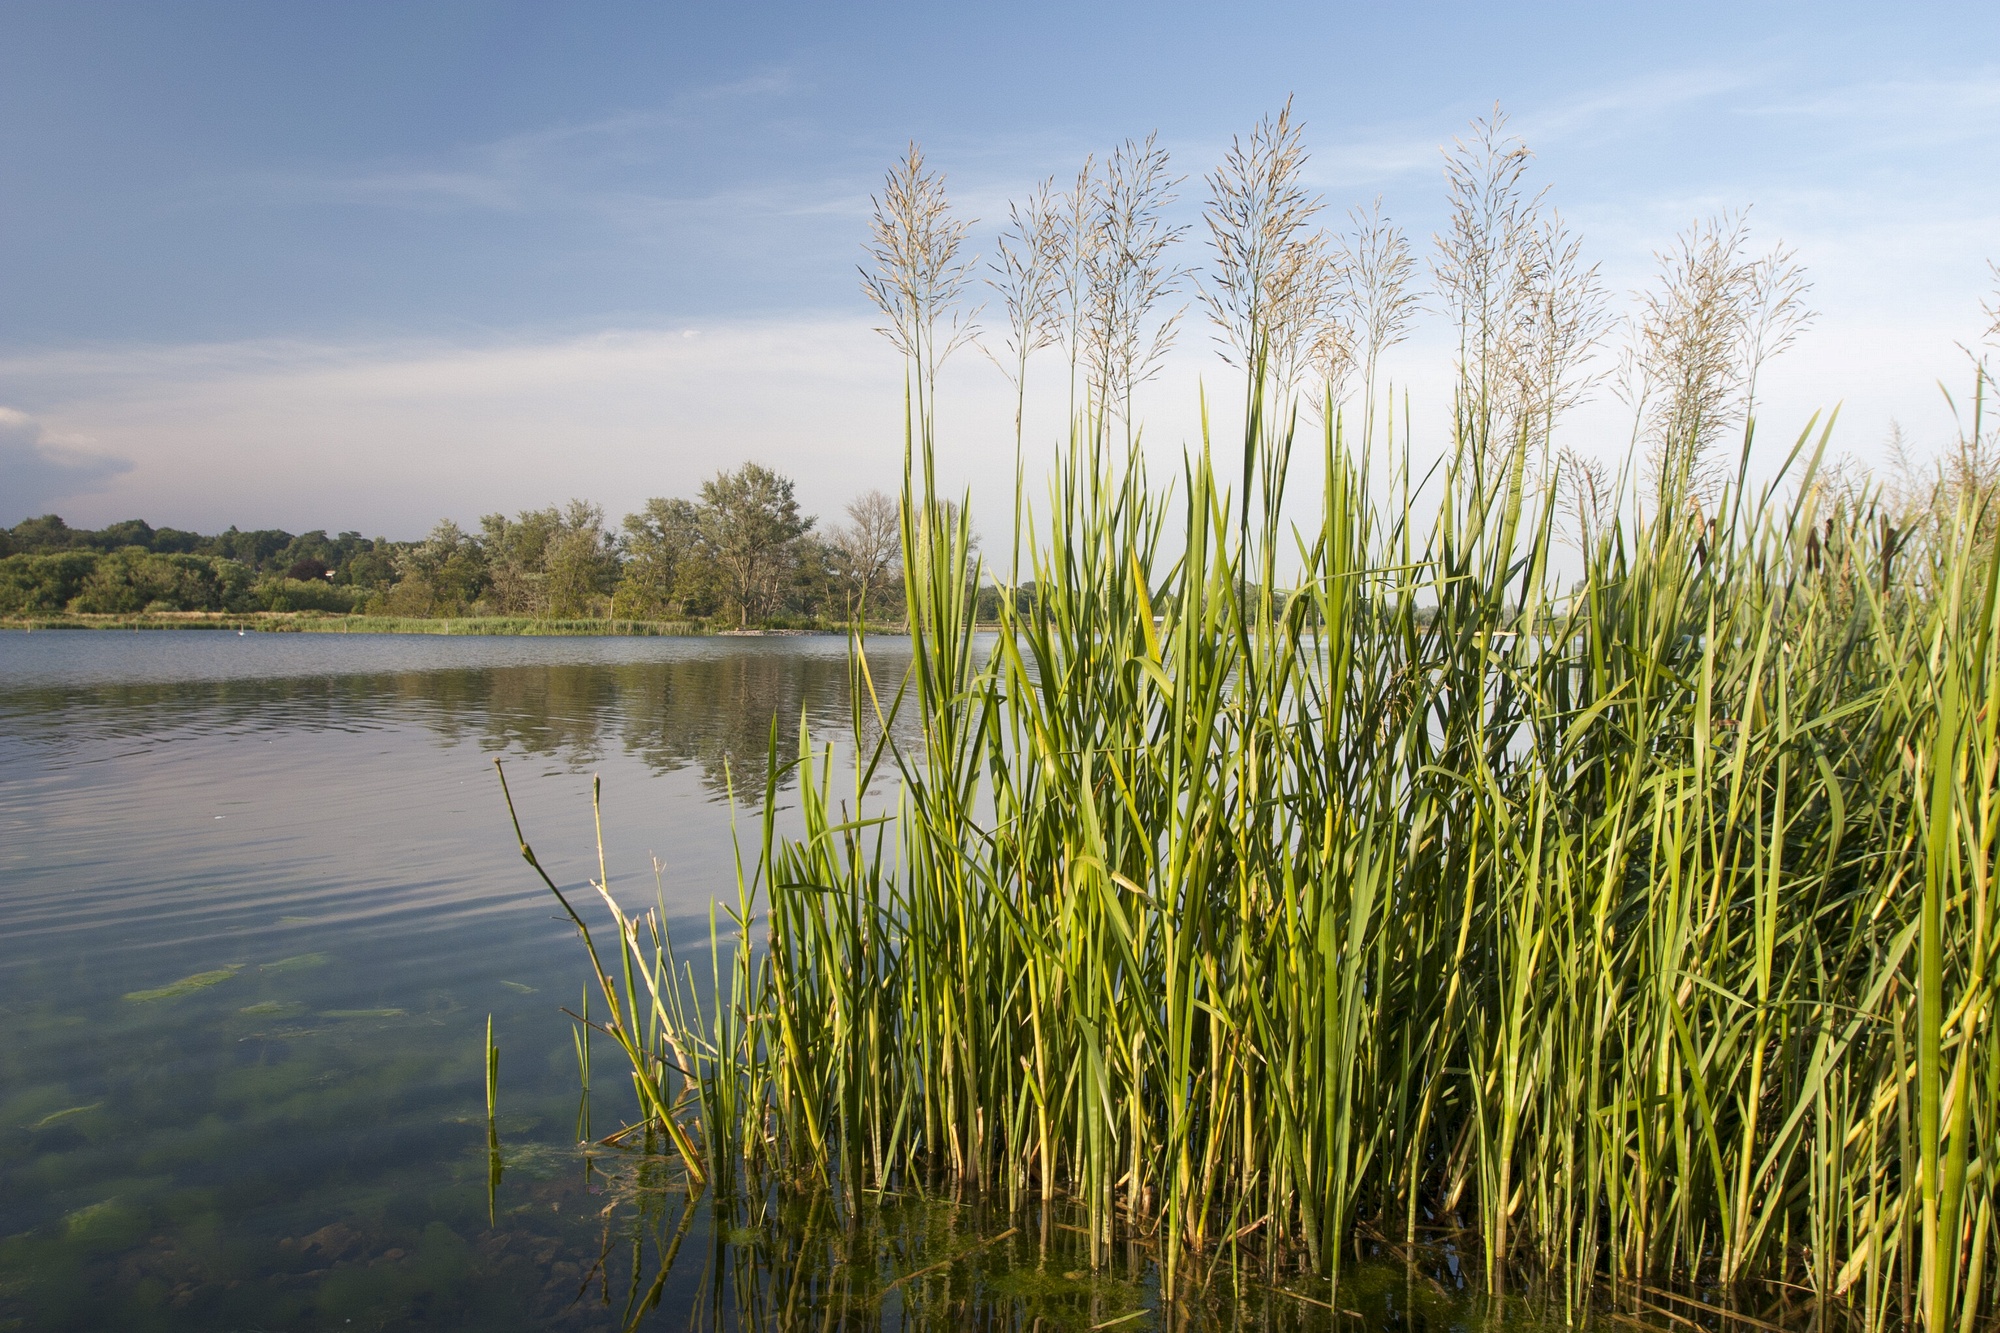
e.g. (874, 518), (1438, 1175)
(0, 630), (1488, 1332)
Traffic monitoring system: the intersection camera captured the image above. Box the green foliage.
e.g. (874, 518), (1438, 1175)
(0, 547), (260, 614)
(475, 502), (622, 618)
(541, 503), (620, 619)
(614, 497), (702, 619)
(67, 549), (255, 613)
(387, 520), (487, 616)
(254, 577), (361, 613)
(4, 467), (907, 628)
(0, 551), (100, 613)
(696, 462), (815, 625)
(7, 514), (81, 550)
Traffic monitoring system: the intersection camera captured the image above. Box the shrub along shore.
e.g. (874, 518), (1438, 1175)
(1, 462), (913, 627)
(0, 611), (863, 635)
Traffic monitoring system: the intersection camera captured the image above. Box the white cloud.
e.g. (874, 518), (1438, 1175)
(3, 274), (1986, 544)
(0, 407), (133, 524)
(10, 52), (1996, 541)
(0, 318), (1261, 541)
(0, 323), (934, 536)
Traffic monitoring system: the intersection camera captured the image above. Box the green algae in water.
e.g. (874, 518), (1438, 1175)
(319, 1008), (406, 1019)
(261, 952), (330, 973)
(62, 1199), (147, 1253)
(26, 1102), (102, 1131)
(237, 1000), (305, 1018)
(122, 965), (242, 1002)
(498, 980), (536, 993)
(497, 1142), (576, 1180)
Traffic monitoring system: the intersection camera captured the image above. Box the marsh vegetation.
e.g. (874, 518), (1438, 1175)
(522, 104), (2000, 1331)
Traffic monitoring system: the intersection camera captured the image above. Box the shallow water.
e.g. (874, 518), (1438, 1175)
(0, 630), (1508, 1331)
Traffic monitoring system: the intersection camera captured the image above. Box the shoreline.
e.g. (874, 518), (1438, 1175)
(0, 612), (893, 636)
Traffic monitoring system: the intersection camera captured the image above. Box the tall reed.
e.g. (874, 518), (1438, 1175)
(508, 128), (2000, 1332)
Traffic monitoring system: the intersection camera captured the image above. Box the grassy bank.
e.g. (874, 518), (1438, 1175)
(0, 612), (851, 635)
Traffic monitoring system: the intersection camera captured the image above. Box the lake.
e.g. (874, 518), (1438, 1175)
(0, 630), (1478, 1331)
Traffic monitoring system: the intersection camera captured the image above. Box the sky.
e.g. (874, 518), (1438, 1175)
(1, 0), (1996, 537)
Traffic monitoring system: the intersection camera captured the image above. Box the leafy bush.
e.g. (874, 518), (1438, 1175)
(254, 577), (361, 613)
(65, 549), (254, 613)
(0, 552), (101, 614)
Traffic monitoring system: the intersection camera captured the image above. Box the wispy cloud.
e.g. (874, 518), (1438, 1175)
(251, 68), (822, 222)
(0, 322), (921, 534)
(1518, 65), (1762, 144)
(1293, 64), (1757, 192)
(1751, 68), (2000, 126)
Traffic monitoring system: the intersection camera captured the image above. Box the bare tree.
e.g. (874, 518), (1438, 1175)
(829, 489), (903, 616)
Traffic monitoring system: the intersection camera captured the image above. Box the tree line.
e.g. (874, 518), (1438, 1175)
(0, 463), (910, 624)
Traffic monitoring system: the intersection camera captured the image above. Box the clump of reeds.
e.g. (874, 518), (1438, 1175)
(510, 109), (2000, 1333)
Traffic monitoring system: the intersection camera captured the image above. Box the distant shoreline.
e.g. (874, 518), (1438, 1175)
(0, 612), (893, 636)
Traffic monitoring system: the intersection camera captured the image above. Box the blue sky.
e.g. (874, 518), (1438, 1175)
(1, 0), (1995, 534)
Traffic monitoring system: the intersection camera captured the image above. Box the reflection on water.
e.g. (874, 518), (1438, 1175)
(1, 632), (898, 797)
(474, 1157), (1523, 1332)
(0, 632), (921, 1329)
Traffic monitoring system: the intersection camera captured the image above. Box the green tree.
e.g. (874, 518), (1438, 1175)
(7, 515), (77, 551)
(785, 534), (838, 621)
(391, 520), (488, 615)
(476, 501), (615, 617)
(615, 497), (703, 620)
(68, 550), (252, 613)
(92, 519), (156, 550)
(478, 508), (563, 613)
(695, 463), (813, 625)
(543, 501), (618, 619)
(343, 543), (399, 592)
(0, 551), (99, 613)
